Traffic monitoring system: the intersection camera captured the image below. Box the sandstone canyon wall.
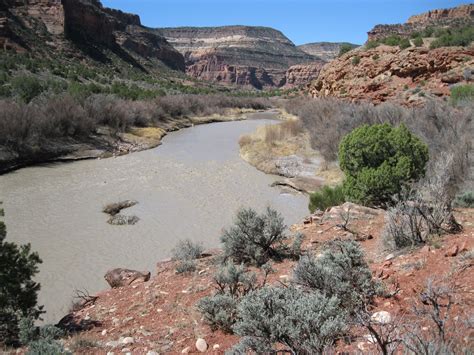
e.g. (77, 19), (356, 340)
(297, 42), (359, 62)
(157, 26), (323, 89)
(368, 4), (474, 41)
(0, 0), (185, 71)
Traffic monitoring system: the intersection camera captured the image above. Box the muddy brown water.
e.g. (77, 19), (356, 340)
(0, 112), (309, 323)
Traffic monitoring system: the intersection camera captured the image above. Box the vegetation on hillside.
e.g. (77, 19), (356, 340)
(365, 24), (474, 50)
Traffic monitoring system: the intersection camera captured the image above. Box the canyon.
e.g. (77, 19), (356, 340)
(157, 26), (325, 89)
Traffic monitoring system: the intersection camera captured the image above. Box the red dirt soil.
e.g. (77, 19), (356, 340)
(60, 204), (474, 354)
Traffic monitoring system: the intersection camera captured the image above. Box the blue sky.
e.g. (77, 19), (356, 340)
(102, 0), (471, 45)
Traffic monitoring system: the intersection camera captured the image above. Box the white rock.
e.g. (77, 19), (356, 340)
(385, 253), (395, 261)
(122, 337), (134, 345)
(146, 352), (159, 355)
(371, 311), (392, 325)
(101, 329), (107, 336)
(107, 352), (115, 355)
(213, 344), (220, 350)
(195, 338), (208, 352)
(181, 346), (191, 353)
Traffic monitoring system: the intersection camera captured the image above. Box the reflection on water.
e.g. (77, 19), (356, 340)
(0, 113), (308, 323)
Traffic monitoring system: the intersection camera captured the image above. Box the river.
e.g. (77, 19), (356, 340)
(0, 112), (309, 323)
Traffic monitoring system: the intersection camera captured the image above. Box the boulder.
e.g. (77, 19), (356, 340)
(371, 311), (392, 324)
(104, 268), (150, 288)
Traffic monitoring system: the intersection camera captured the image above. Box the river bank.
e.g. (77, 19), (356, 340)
(0, 117), (308, 323)
(0, 108), (267, 174)
(238, 110), (343, 193)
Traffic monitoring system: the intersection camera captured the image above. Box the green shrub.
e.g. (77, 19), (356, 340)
(413, 37), (424, 47)
(197, 262), (258, 333)
(18, 316), (66, 354)
(171, 239), (203, 261)
(430, 26), (474, 49)
(309, 185), (345, 212)
(338, 43), (356, 57)
(399, 38), (411, 49)
(231, 286), (347, 354)
(450, 84), (474, 104)
(197, 294), (237, 333)
(175, 260), (196, 274)
(352, 56), (361, 65)
(293, 239), (379, 311)
(221, 207), (290, 266)
(171, 239), (204, 274)
(0, 209), (43, 346)
(366, 40), (379, 49)
(339, 123), (429, 206)
(454, 191), (474, 207)
(11, 75), (44, 103)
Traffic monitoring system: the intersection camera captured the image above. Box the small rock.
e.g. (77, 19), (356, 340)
(121, 349), (131, 354)
(213, 344), (220, 350)
(101, 329), (107, 336)
(198, 270), (207, 275)
(195, 338), (208, 352)
(444, 245), (459, 257)
(107, 352), (115, 355)
(420, 245), (431, 253)
(181, 346), (191, 353)
(371, 311), (392, 325)
(106, 341), (120, 348)
(385, 253), (395, 261)
(122, 337), (134, 345)
(147, 352), (159, 355)
(382, 260), (392, 268)
(279, 275), (290, 282)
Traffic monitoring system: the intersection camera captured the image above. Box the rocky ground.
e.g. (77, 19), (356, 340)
(54, 203), (473, 354)
(309, 45), (474, 105)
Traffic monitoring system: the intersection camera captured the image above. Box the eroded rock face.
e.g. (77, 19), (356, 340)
(407, 4), (474, 24)
(104, 268), (151, 288)
(368, 4), (474, 41)
(298, 42), (359, 62)
(308, 4), (474, 105)
(0, 0), (185, 71)
(285, 61), (326, 88)
(157, 26), (317, 88)
(309, 46), (474, 104)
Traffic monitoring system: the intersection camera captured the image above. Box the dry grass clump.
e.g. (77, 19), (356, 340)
(263, 119), (303, 145)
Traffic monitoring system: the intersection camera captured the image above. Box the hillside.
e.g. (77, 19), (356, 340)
(55, 204), (474, 353)
(298, 42), (359, 61)
(0, 0), (237, 102)
(308, 4), (474, 104)
(0, 0), (184, 72)
(157, 26), (322, 89)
